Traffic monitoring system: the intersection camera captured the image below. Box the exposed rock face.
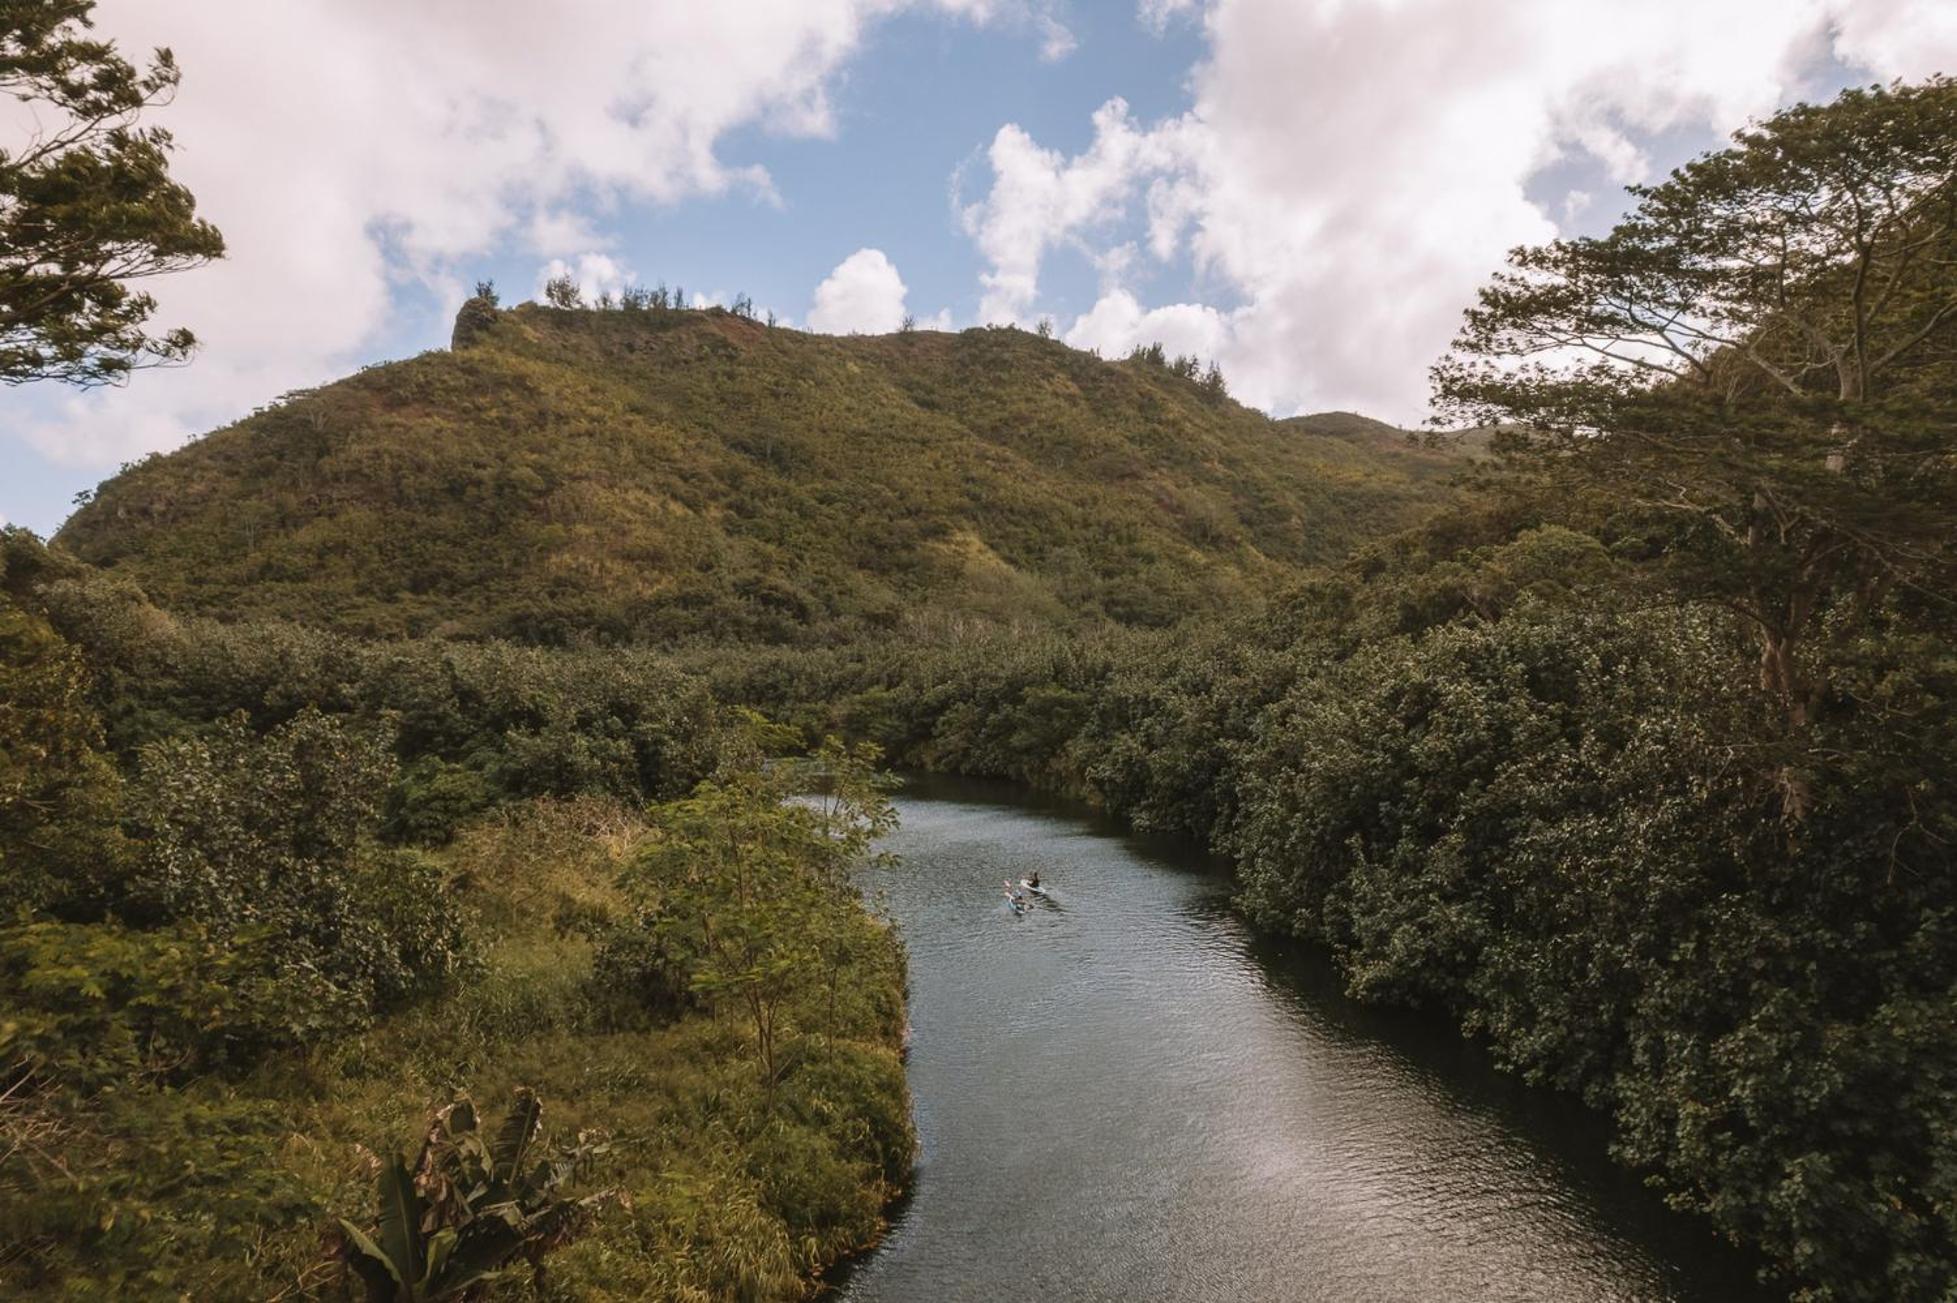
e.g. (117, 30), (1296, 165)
(451, 294), (499, 350)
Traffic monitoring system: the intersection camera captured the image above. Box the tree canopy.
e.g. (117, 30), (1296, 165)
(1435, 77), (1957, 819)
(1, 0), (223, 387)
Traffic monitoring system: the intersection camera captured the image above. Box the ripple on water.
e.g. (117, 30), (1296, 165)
(836, 781), (1769, 1303)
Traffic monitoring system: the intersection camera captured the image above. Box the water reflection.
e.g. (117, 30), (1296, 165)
(835, 774), (1768, 1303)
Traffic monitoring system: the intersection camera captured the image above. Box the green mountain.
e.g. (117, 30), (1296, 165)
(1280, 409), (1496, 462)
(59, 303), (1468, 644)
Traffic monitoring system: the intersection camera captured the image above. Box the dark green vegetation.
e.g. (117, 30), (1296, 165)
(57, 302), (1465, 642)
(767, 80), (1957, 1301)
(0, 534), (911, 1299)
(623, 79), (1956, 1301)
(699, 513), (1955, 1302)
(7, 68), (1957, 1303)
(1, 0), (224, 387)
(337, 1087), (624, 1301)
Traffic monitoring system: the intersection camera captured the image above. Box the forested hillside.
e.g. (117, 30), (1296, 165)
(58, 306), (1463, 643)
(652, 78), (1957, 1302)
(6, 53), (1957, 1303)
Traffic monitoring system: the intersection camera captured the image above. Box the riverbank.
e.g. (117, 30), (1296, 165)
(695, 539), (1957, 1302)
(836, 777), (1769, 1302)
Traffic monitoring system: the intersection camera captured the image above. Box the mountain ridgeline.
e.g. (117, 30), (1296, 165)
(57, 303), (1464, 643)
(11, 73), (1957, 1303)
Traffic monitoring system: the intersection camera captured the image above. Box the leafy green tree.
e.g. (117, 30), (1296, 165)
(639, 783), (827, 1088)
(0, 918), (361, 1088)
(0, 588), (124, 916)
(789, 736), (900, 874)
(1435, 77), (1957, 818)
(1, 0), (224, 386)
(617, 742), (894, 1089)
(542, 273), (580, 309)
(1224, 600), (1957, 1299)
(125, 709), (471, 1011)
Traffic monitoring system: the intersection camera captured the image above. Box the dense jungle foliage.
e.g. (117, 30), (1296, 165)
(643, 79), (1957, 1301)
(6, 73), (1956, 1303)
(0, 533), (912, 1299)
(691, 507), (1957, 1302)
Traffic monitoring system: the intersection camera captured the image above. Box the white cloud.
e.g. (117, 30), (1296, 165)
(1037, 14), (1078, 61)
(807, 248), (913, 333)
(959, 98), (1190, 323)
(1137, 0), (1198, 33)
(972, 0), (1957, 421)
(14, 0), (1955, 505)
(1064, 289), (1228, 363)
(538, 253), (636, 304)
(9, 0), (1036, 471)
(527, 210), (610, 258)
(1821, 0), (1957, 81)
(935, 0), (1075, 56)
(1089, 241), (1141, 293)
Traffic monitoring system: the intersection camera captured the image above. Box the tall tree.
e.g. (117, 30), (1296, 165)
(1, 0), (223, 387)
(621, 738), (894, 1091)
(1435, 77), (1957, 819)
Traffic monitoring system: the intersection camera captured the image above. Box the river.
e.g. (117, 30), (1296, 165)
(834, 774), (1772, 1303)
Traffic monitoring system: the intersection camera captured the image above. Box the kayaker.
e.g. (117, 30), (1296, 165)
(1028, 870), (1042, 889)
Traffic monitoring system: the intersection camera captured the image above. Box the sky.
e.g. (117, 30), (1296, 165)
(5, 0), (1956, 535)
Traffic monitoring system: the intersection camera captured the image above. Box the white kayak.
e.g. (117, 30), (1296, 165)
(1017, 879), (1051, 898)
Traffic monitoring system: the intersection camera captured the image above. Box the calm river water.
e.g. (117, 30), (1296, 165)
(834, 774), (1771, 1303)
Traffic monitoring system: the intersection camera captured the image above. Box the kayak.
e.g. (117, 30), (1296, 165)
(1018, 879), (1051, 898)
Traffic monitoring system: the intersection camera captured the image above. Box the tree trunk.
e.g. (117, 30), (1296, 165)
(1758, 627), (1814, 824)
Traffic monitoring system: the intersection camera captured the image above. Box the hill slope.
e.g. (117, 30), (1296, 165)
(1280, 410), (1496, 463)
(60, 304), (1468, 644)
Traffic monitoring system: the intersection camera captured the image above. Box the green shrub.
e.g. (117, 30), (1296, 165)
(0, 920), (362, 1088)
(588, 907), (700, 1029)
(388, 757), (495, 846)
(0, 1086), (319, 1297)
(338, 1088), (618, 1302)
(124, 709), (473, 1014)
(0, 588), (127, 919)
